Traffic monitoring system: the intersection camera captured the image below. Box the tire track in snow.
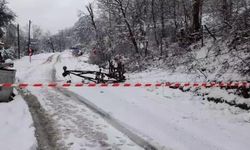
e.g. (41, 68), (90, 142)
(51, 55), (158, 150)
(58, 88), (158, 150)
(35, 88), (142, 149)
(18, 54), (65, 150)
(18, 89), (63, 150)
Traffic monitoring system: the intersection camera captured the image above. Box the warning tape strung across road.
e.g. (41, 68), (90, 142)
(0, 82), (249, 88)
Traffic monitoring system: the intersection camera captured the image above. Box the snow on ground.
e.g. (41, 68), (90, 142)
(14, 53), (55, 83)
(29, 87), (142, 150)
(200, 87), (250, 107)
(0, 92), (37, 150)
(10, 50), (250, 150)
(128, 69), (204, 83)
(67, 87), (250, 150)
(53, 50), (250, 150)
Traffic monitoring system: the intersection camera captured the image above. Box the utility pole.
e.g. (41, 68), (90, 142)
(17, 24), (20, 59)
(28, 20), (32, 63)
(108, 0), (112, 49)
(28, 20), (31, 55)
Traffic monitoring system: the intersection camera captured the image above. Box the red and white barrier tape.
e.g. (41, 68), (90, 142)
(0, 82), (249, 88)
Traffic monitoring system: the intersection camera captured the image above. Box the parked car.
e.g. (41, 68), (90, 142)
(71, 47), (83, 57)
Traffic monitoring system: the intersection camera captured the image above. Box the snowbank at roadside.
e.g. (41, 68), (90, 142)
(0, 93), (37, 150)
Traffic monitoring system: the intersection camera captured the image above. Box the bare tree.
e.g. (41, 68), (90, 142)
(86, 3), (97, 34)
(114, 0), (139, 54)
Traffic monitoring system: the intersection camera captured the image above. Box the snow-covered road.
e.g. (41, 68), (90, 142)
(13, 51), (250, 150)
(15, 53), (143, 150)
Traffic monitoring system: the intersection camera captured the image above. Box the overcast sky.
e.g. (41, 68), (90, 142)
(7, 0), (93, 34)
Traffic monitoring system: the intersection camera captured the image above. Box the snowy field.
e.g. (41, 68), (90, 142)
(1, 50), (249, 150)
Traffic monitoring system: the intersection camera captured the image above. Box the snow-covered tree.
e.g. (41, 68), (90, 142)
(0, 0), (15, 39)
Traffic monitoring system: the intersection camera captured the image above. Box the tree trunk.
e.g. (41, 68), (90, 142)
(108, 0), (113, 49)
(182, 0), (189, 30)
(192, 0), (202, 32)
(173, 0), (178, 40)
(222, 0), (233, 22)
(151, 0), (159, 47)
(49, 38), (55, 53)
(160, 0), (165, 56)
